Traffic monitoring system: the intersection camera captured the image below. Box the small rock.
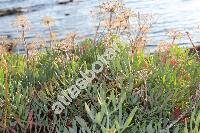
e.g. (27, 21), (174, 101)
(57, 0), (73, 5)
(65, 13), (70, 16)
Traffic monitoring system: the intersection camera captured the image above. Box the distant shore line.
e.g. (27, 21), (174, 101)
(0, 0), (73, 17)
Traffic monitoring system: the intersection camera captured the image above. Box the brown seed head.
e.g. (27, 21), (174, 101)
(167, 29), (183, 39)
(13, 15), (31, 31)
(42, 16), (55, 28)
(100, 0), (123, 13)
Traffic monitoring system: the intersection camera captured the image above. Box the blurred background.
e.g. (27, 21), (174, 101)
(0, 0), (200, 48)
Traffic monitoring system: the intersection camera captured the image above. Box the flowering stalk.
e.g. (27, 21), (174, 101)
(186, 32), (200, 60)
(2, 59), (10, 128)
(93, 22), (101, 46)
(21, 28), (29, 68)
(42, 16), (55, 50)
(13, 15), (31, 68)
(48, 24), (53, 50)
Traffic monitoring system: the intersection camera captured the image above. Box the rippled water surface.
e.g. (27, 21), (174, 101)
(1, 0), (200, 48)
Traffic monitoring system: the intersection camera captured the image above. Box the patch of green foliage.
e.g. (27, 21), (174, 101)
(0, 37), (199, 132)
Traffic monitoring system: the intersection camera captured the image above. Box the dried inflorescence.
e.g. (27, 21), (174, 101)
(0, 36), (17, 54)
(34, 33), (46, 49)
(42, 16), (56, 28)
(13, 15), (31, 32)
(93, 0), (152, 52)
(28, 33), (47, 58)
(167, 29), (183, 44)
(100, 0), (123, 13)
(101, 8), (135, 32)
(0, 45), (6, 55)
(93, 0), (135, 46)
(98, 0), (136, 33)
(129, 13), (153, 51)
(28, 43), (37, 58)
(157, 41), (172, 52)
(157, 29), (183, 53)
(28, 39), (38, 60)
(157, 41), (174, 64)
(0, 36), (8, 44)
(58, 33), (77, 52)
(42, 16), (56, 49)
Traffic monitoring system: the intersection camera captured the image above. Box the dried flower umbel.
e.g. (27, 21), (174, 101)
(34, 33), (46, 49)
(13, 15), (31, 32)
(5, 39), (17, 54)
(98, 0), (134, 33)
(42, 16), (55, 28)
(94, 0), (128, 46)
(42, 16), (56, 49)
(58, 33), (77, 52)
(167, 29), (183, 44)
(0, 36), (8, 44)
(28, 33), (46, 55)
(28, 39), (38, 60)
(0, 36), (17, 54)
(94, 0), (152, 53)
(56, 33), (78, 67)
(157, 41), (172, 53)
(100, 0), (123, 13)
(13, 15), (32, 67)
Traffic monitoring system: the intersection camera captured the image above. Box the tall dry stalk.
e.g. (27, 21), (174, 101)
(0, 38), (11, 128)
(2, 59), (10, 128)
(186, 31), (200, 60)
(21, 29), (30, 68)
(13, 15), (31, 68)
(94, 0), (152, 52)
(42, 16), (56, 50)
(167, 29), (182, 45)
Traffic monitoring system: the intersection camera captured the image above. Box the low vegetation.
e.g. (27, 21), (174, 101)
(0, 0), (199, 132)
